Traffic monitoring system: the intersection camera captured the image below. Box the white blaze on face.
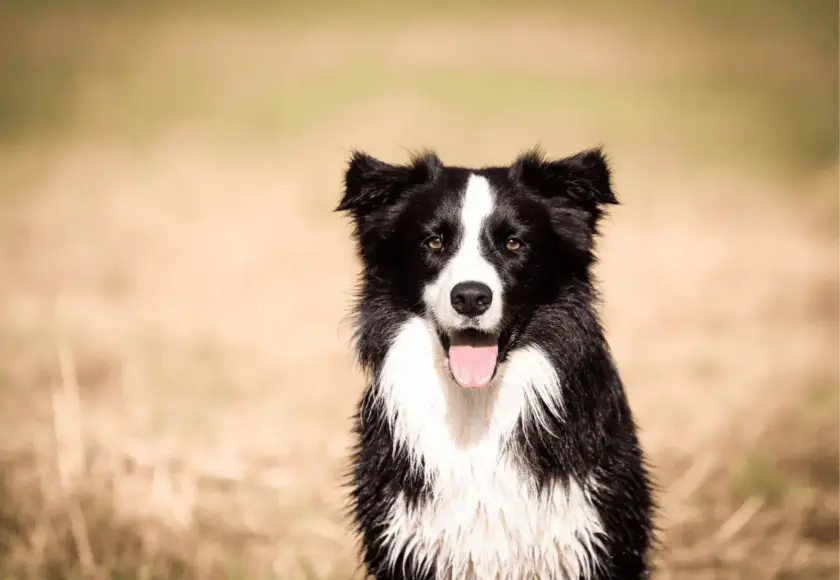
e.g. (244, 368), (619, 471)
(423, 174), (504, 333)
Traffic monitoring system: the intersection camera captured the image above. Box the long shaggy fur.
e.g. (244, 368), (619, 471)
(337, 147), (655, 580)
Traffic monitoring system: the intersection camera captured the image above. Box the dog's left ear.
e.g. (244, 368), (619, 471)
(509, 147), (617, 208)
(510, 147), (618, 255)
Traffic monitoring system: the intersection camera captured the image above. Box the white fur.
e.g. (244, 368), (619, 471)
(423, 174), (504, 333)
(376, 316), (605, 580)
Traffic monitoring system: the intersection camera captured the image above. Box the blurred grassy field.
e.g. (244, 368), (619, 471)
(0, 1), (837, 579)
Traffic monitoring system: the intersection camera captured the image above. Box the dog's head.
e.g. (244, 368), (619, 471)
(337, 148), (616, 389)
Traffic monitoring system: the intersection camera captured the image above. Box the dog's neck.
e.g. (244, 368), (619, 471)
(374, 315), (564, 477)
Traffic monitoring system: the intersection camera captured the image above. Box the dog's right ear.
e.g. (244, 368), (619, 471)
(336, 150), (441, 217)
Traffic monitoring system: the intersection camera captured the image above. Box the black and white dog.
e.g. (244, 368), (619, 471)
(336, 147), (654, 580)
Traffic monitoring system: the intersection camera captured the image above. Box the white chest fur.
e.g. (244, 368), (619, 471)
(375, 317), (605, 580)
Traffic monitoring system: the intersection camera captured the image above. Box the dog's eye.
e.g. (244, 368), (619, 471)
(505, 237), (523, 251)
(426, 236), (444, 250)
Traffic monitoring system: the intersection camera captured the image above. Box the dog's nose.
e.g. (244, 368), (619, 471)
(450, 281), (493, 317)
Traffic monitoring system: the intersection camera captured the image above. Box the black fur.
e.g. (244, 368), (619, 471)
(337, 147), (655, 579)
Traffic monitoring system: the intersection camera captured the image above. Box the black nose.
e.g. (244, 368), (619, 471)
(450, 281), (493, 317)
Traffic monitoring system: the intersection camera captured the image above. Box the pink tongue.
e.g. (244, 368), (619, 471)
(448, 344), (499, 388)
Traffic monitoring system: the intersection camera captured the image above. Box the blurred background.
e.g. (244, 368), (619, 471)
(0, 1), (837, 578)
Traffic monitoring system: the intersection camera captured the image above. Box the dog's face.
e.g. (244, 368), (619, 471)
(337, 148), (616, 388)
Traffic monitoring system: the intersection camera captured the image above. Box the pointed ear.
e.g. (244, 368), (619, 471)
(336, 150), (442, 217)
(509, 147), (618, 208)
(510, 147), (618, 258)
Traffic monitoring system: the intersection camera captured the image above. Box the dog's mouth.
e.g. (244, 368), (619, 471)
(441, 328), (499, 389)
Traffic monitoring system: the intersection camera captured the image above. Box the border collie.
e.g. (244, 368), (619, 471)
(336, 147), (654, 580)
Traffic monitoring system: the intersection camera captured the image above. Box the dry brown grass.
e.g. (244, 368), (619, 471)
(658, 380), (839, 579)
(0, 2), (837, 578)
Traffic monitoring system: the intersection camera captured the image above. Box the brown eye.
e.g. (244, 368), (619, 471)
(426, 236), (443, 250)
(506, 237), (523, 251)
